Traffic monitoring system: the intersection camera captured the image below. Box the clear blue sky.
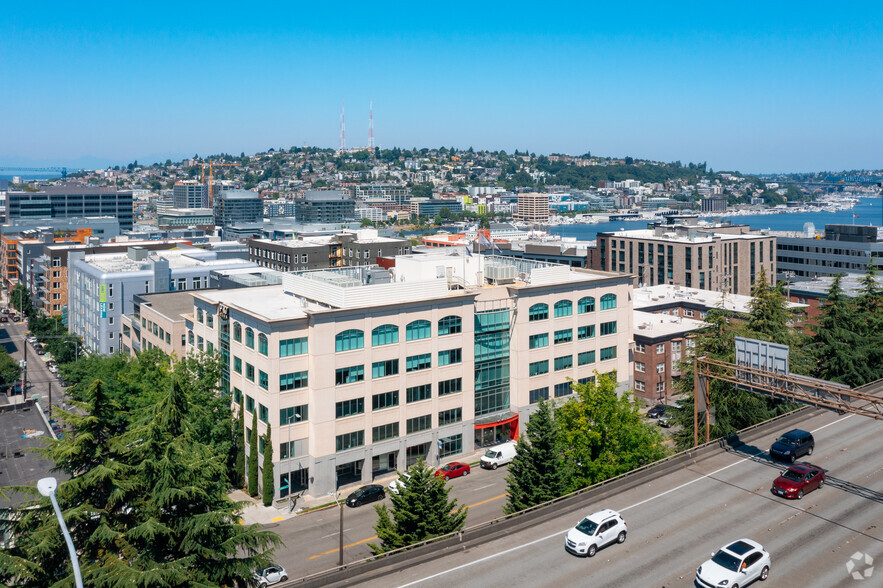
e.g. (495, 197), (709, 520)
(2, 1), (881, 173)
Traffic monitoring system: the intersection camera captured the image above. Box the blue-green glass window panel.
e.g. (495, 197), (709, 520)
(405, 320), (431, 341)
(554, 300), (573, 317)
(280, 337), (308, 357)
(371, 324), (399, 346)
(438, 315), (462, 335)
(600, 293), (617, 310)
(529, 333), (549, 349)
(528, 304), (548, 321)
(578, 296), (595, 313)
(335, 329), (364, 352)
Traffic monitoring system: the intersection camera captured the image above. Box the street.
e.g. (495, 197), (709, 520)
(0, 317), (69, 418)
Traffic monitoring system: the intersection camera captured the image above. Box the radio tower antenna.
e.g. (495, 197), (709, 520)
(368, 99), (375, 151)
(339, 99), (346, 152)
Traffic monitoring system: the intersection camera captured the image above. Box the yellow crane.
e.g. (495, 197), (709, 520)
(199, 160), (237, 207)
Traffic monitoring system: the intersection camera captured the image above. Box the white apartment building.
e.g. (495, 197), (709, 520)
(189, 253), (633, 499)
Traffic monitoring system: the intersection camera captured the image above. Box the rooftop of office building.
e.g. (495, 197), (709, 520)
(137, 290), (204, 321)
(83, 247), (255, 273)
(788, 274), (883, 298)
(634, 284), (807, 314)
(633, 309), (708, 339)
(599, 226), (768, 243)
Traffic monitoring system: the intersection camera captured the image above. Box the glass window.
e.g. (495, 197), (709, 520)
(578, 325), (595, 339)
(280, 337), (308, 356)
(196, 308), (203, 323)
(528, 303), (549, 321)
(600, 321), (617, 336)
(600, 293), (617, 310)
(600, 346), (617, 361)
(529, 360), (549, 376)
(258, 403), (269, 423)
(554, 382), (572, 397)
(245, 395), (255, 412)
(554, 355), (573, 371)
(258, 370), (268, 390)
(335, 329), (364, 352)
(372, 390), (399, 410)
(233, 388), (242, 404)
(439, 434), (462, 459)
(406, 320), (431, 341)
(335, 431), (364, 452)
(406, 384), (431, 403)
(529, 333), (549, 349)
(335, 365), (365, 385)
(554, 300), (573, 317)
(438, 315), (462, 335)
(657, 343), (665, 353)
(371, 359), (399, 379)
(280, 405), (308, 424)
(554, 329), (572, 344)
(578, 296), (595, 313)
(529, 387), (549, 403)
(233, 356), (242, 373)
(372, 422), (399, 442)
(280, 371), (308, 391)
(245, 328), (254, 348)
(636, 361), (645, 372)
(258, 333), (269, 355)
(438, 348), (462, 366)
(371, 324), (399, 346)
(233, 322), (242, 342)
(245, 363), (254, 381)
(438, 407), (462, 426)
(578, 350), (596, 365)
(406, 353), (432, 372)
(438, 377), (462, 396)
(406, 414), (432, 434)
(336, 398), (365, 418)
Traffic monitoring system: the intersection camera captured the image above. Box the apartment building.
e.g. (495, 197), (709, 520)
(409, 199), (464, 218)
(214, 189), (263, 228)
(587, 218), (776, 295)
(632, 310), (705, 402)
(294, 190), (356, 223)
(775, 224), (883, 281)
(173, 180), (208, 209)
(188, 254), (633, 499)
(5, 186), (134, 231)
(120, 291), (196, 357)
(248, 229), (411, 272)
(701, 196), (727, 213)
(515, 192), (550, 223)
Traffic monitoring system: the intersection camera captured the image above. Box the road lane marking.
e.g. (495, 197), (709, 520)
(271, 516), (285, 522)
(320, 528), (353, 539)
(396, 414), (859, 587)
(472, 483), (496, 491)
(307, 493), (509, 560)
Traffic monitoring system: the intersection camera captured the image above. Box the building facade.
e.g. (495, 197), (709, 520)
(632, 310), (704, 402)
(515, 192), (550, 223)
(295, 191), (356, 223)
(173, 180), (209, 209)
(214, 189), (263, 228)
(701, 196), (728, 213)
(121, 291), (196, 358)
(5, 187), (134, 231)
(188, 254), (633, 499)
(409, 199), (464, 218)
(775, 224), (883, 281)
(248, 229), (411, 272)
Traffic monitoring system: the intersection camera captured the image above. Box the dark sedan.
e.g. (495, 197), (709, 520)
(435, 462), (471, 480)
(647, 404), (667, 419)
(771, 463), (825, 499)
(345, 484), (385, 507)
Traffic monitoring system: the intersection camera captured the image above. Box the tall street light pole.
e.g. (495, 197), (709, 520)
(328, 491), (344, 566)
(37, 477), (83, 588)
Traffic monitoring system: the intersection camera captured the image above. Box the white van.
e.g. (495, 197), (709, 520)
(480, 441), (517, 470)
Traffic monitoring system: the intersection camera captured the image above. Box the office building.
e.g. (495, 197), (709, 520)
(295, 191), (356, 223)
(121, 291), (198, 357)
(5, 186), (134, 231)
(248, 229), (411, 272)
(157, 208), (215, 231)
(409, 199), (463, 218)
(515, 192), (550, 223)
(214, 189), (263, 228)
(701, 196), (728, 213)
(187, 254), (633, 499)
(173, 180), (209, 209)
(775, 224), (883, 281)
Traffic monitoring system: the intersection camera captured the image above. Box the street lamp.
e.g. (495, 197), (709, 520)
(328, 490), (344, 567)
(36, 477), (84, 588)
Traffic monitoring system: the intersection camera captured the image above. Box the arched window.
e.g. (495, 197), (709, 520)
(406, 320), (431, 341)
(578, 296), (595, 314)
(233, 322), (242, 342)
(258, 333), (268, 355)
(335, 329), (364, 352)
(529, 303), (549, 322)
(245, 327), (254, 349)
(438, 315), (462, 336)
(554, 300), (573, 317)
(372, 324), (399, 346)
(600, 293), (617, 310)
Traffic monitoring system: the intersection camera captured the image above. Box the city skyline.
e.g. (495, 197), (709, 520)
(2, 1), (881, 173)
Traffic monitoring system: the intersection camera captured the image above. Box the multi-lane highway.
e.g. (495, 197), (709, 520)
(327, 409), (883, 587)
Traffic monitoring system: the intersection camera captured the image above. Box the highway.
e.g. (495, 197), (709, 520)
(337, 410), (883, 588)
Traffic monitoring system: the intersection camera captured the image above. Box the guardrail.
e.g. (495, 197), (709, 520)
(281, 406), (815, 588)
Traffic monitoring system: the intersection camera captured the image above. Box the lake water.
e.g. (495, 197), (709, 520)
(550, 198), (883, 241)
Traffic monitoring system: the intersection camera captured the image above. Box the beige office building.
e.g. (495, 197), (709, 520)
(188, 254), (633, 499)
(515, 192), (550, 223)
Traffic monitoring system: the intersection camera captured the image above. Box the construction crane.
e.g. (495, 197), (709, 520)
(198, 160), (237, 207)
(0, 166), (79, 179)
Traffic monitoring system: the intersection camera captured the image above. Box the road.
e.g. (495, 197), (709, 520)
(0, 317), (69, 416)
(340, 410), (883, 588)
(272, 463), (511, 577)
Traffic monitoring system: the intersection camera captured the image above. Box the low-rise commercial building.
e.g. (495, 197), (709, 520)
(775, 224), (883, 281)
(5, 186), (134, 231)
(248, 229), (411, 272)
(121, 291), (197, 358)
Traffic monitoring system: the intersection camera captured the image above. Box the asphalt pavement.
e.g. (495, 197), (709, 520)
(0, 317), (69, 417)
(337, 410), (883, 588)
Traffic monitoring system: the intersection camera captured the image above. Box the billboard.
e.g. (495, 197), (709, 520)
(735, 337), (789, 374)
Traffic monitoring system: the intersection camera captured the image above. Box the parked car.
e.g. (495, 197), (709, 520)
(771, 463), (825, 499)
(564, 509), (627, 557)
(657, 412), (674, 428)
(769, 429), (815, 463)
(36, 348), (45, 356)
(647, 404), (667, 419)
(254, 565), (288, 587)
(12, 315), (20, 322)
(435, 462), (471, 480)
(388, 473), (412, 495)
(0, 316), (8, 323)
(696, 539), (770, 587)
(345, 484), (385, 507)
(480, 441), (518, 470)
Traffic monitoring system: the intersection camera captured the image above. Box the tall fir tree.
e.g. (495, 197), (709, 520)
(505, 397), (565, 514)
(233, 406), (246, 488)
(369, 459), (467, 554)
(810, 273), (869, 386)
(855, 263), (883, 383)
(262, 424), (275, 506)
(745, 267), (796, 346)
(248, 410), (259, 497)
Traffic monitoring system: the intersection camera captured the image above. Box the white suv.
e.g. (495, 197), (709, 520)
(564, 509), (627, 557)
(696, 538), (770, 588)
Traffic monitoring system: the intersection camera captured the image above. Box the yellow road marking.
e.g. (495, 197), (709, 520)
(271, 516), (285, 522)
(307, 492), (509, 559)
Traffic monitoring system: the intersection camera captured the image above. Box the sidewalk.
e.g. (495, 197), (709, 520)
(234, 446), (493, 525)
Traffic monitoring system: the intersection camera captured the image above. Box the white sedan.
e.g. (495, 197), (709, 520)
(254, 565), (288, 586)
(696, 539), (770, 588)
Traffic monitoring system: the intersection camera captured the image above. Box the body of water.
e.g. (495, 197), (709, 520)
(551, 198), (883, 241)
(0, 173), (60, 182)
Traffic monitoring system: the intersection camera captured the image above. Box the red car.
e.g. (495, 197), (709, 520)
(435, 462), (471, 481)
(771, 463), (825, 499)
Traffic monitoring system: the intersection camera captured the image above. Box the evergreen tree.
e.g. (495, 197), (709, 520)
(555, 375), (666, 491)
(233, 406), (246, 488)
(855, 263), (883, 383)
(745, 267), (795, 346)
(505, 397), (564, 514)
(262, 424), (274, 506)
(248, 411), (259, 497)
(810, 274), (869, 386)
(369, 459), (467, 554)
